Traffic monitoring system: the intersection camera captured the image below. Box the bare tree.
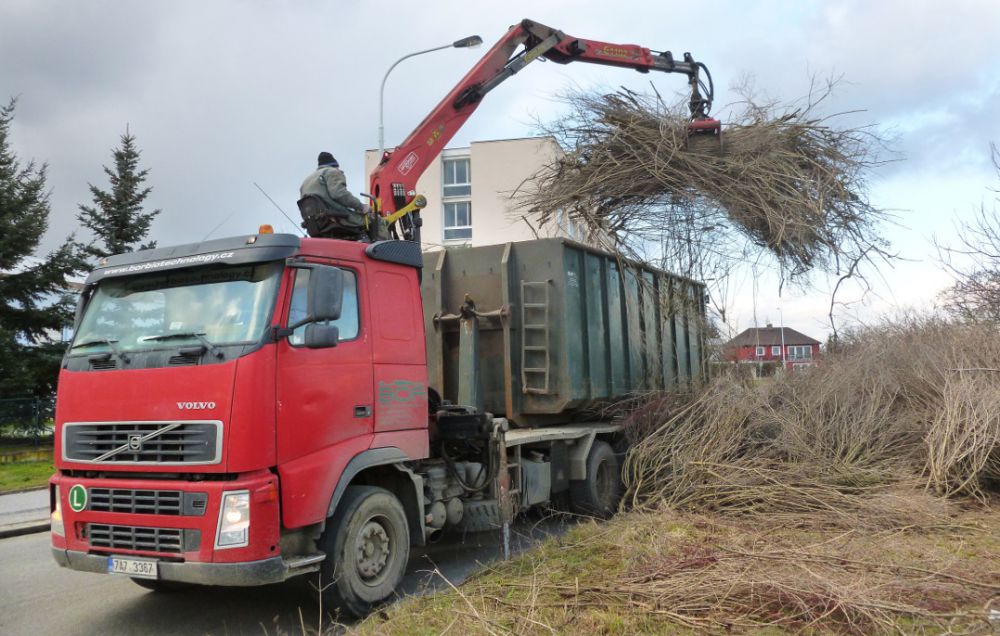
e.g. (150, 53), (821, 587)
(938, 144), (1000, 322)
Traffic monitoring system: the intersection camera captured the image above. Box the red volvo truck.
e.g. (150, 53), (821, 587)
(49, 19), (714, 616)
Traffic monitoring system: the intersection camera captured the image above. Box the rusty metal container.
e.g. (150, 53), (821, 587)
(421, 238), (706, 426)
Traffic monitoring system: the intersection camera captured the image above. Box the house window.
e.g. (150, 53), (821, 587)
(755, 345), (765, 357)
(771, 345), (781, 356)
(788, 345), (812, 360)
(442, 157), (471, 241)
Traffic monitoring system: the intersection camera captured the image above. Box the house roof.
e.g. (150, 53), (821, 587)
(726, 326), (821, 347)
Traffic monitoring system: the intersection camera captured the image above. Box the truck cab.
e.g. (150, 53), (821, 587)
(51, 233), (436, 612)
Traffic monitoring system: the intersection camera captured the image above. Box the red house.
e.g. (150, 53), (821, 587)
(724, 323), (821, 371)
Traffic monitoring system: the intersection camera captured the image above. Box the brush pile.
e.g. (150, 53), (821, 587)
(519, 87), (888, 276)
(623, 317), (1000, 523)
(354, 319), (1000, 635)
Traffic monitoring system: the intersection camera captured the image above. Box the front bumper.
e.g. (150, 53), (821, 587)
(50, 469), (283, 581)
(51, 548), (288, 586)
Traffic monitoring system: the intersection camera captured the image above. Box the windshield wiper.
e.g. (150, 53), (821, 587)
(139, 332), (223, 359)
(69, 338), (130, 363)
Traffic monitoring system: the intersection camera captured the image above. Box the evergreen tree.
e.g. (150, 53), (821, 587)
(0, 98), (87, 397)
(77, 126), (160, 259)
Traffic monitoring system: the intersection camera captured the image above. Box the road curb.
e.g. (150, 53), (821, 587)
(0, 485), (49, 496)
(0, 521), (49, 539)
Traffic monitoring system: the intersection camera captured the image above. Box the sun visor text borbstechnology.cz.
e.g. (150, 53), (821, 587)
(85, 234), (302, 283)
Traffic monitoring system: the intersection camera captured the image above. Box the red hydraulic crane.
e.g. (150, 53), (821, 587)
(369, 18), (719, 243)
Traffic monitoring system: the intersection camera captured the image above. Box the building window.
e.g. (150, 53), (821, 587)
(771, 345), (781, 356)
(755, 345), (765, 357)
(443, 201), (472, 240)
(442, 157), (471, 241)
(787, 345), (812, 360)
(442, 158), (471, 197)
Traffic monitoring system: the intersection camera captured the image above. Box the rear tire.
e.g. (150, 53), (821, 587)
(130, 578), (191, 592)
(317, 485), (410, 618)
(569, 440), (622, 518)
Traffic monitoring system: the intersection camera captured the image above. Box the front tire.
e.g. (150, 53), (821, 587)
(569, 440), (622, 518)
(317, 485), (410, 618)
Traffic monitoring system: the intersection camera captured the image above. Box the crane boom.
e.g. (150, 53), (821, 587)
(370, 18), (718, 242)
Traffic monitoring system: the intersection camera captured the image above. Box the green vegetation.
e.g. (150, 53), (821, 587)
(76, 126), (160, 259)
(0, 458), (53, 493)
(0, 97), (88, 398)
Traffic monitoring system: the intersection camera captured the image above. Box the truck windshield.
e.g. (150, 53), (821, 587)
(72, 262), (283, 353)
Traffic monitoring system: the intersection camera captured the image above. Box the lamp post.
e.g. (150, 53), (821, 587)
(378, 35), (483, 158)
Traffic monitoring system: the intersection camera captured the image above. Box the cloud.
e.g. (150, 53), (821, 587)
(2, 0), (999, 331)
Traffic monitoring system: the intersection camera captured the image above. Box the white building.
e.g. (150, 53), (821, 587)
(365, 136), (590, 251)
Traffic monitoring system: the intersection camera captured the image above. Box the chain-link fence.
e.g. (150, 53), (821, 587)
(0, 397), (55, 444)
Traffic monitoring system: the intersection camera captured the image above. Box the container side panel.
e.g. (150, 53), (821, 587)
(659, 274), (677, 390)
(623, 268), (644, 391)
(687, 283), (704, 383)
(641, 271), (661, 391)
(584, 252), (608, 397)
(562, 248), (587, 401)
(606, 261), (628, 395)
(673, 279), (691, 387)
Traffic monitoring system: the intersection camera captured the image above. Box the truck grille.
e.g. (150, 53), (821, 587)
(88, 488), (208, 516)
(87, 524), (192, 554)
(63, 421), (221, 465)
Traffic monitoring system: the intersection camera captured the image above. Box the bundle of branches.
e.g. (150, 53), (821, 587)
(518, 86), (889, 277)
(622, 317), (1000, 524)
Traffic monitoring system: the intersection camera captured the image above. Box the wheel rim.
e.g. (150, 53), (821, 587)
(594, 458), (615, 509)
(354, 516), (393, 586)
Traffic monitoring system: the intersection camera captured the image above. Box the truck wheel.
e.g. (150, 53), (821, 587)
(569, 440), (622, 518)
(318, 485), (410, 618)
(130, 578), (191, 592)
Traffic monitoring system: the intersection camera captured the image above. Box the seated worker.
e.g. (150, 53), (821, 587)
(298, 152), (385, 241)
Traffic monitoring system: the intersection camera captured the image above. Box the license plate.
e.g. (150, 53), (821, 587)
(107, 556), (158, 579)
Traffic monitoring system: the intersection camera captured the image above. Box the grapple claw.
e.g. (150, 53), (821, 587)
(686, 117), (723, 153)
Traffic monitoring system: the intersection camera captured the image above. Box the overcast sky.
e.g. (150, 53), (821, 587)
(4, 0), (1000, 338)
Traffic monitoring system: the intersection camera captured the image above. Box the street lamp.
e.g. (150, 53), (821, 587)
(378, 35), (484, 158)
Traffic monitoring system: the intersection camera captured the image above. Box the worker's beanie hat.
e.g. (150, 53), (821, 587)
(317, 151), (338, 167)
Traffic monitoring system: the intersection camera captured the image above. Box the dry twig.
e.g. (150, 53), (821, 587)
(517, 84), (891, 281)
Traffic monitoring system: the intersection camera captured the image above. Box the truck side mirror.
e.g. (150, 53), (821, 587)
(304, 323), (339, 349)
(308, 267), (344, 322)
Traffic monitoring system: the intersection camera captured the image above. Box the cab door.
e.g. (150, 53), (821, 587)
(275, 261), (374, 465)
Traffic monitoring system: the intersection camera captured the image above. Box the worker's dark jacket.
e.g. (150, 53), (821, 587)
(297, 166), (387, 241)
(299, 166), (364, 212)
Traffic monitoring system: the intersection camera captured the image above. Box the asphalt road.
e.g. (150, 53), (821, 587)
(0, 517), (566, 635)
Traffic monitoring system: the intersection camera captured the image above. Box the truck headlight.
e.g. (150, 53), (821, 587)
(51, 485), (64, 537)
(215, 490), (250, 548)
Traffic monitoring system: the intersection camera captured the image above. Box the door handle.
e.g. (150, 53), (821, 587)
(354, 405), (372, 418)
